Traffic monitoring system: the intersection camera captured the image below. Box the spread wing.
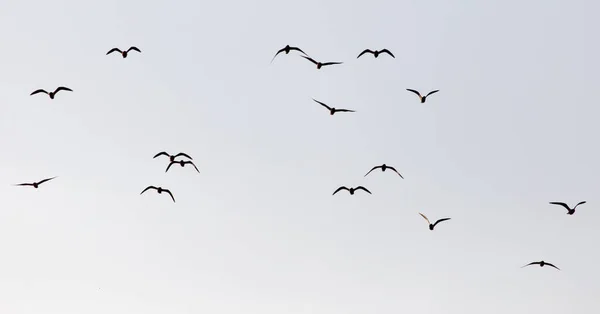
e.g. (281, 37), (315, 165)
(521, 262), (540, 268)
(106, 48), (122, 55)
(15, 183), (34, 187)
(321, 62), (343, 66)
(387, 166), (404, 178)
(174, 152), (193, 160)
(549, 202), (571, 212)
(165, 161), (176, 172)
(419, 213), (430, 225)
(380, 49), (395, 58)
(127, 46), (141, 53)
(164, 189), (176, 202)
(301, 55), (318, 65)
(355, 186), (371, 194)
(574, 201), (587, 209)
(312, 98), (331, 110)
(545, 262), (560, 270)
(364, 165), (382, 177)
(37, 176), (57, 185)
(425, 90), (439, 97)
(357, 49), (374, 58)
(333, 186), (349, 195)
(270, 47), (286, 63)
(141, 186), (158, 194)
(432, 218), (451, 227)
(333, 108), (355, 113)
(30, 89), (48, 96)
(289, 46), (307, 55)
(406, 89), (422, 98)
(153, 151), (170, 159)
(185, 161), (200, 173)
(54, 87), (73, 94)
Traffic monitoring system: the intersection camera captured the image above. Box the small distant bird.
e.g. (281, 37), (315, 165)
(357, 49), (395, 59)
(313, 99), (355, 115)
(271, 45), (307, 63)
(419, 213), (451, 230)
(406, 89), (439, 103)
(153, 152), (193, 162)
(333, 186), (371, 196)
(106, 46), (141, 58)
(522, 261), (560, 270)
(364, 164), (403, 178)
(30, 87), (72, 99)
(166, 160), (200, 173)
(14, 176), (57, 189)
(140, 186), (175, 203)
(549, 201), (586, 215)
(301, 55), (343, 69)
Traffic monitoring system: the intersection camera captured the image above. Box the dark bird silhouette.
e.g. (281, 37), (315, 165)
(301, 55), (342, 69)
(364, 164), (403, 178)
(332, 186), (371, 196)
(14, 176), (57, 189)
(312, 99), (355, 115)
(153, 152), (193, 162)
(271, 45), (307, 63)
(166, 160), (200, 173)
(30, 87), (73, 99)
(357, 49), (395, 59)
(140, 186), (175, 203)
(106, 46), (141, 58)
(419, 213), (451, 230)
(406, 89), (439, 103)
(522, 261), (560, 270)
(549, 201), (586, 215)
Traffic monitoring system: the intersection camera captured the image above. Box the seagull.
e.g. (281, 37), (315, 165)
(140, 186), (175, 203)
(522, 261), (560, 270)
(106, 46), (141, 58)
(166, 160), (200, 173)
(153, 152), (193, 162)
(364, 164), (403, 178)
(312, 99), (355, 115)
(357, 49), (395, 59)
(406, 89), (439, 103)
(549, 201), (586, 215)
(301, 55), (342, 69)
(271, 45), (308, 63)
(30, 87), (73, 99)
(332, 186), (371, 196)
(14, 176), (57, 189)
(419, 213), (451, 230)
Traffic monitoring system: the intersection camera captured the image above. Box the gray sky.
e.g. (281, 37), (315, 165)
(0, 0), (596, 313)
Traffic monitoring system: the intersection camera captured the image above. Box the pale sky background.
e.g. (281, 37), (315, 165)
(0, 0), (596, 313)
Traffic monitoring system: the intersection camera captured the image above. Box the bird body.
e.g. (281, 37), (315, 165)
(333, 186), (371, 195)
(549, 201), (586, 215)
(522, 260), (560, 270)
(30, 87), (72, 99)
(166, 160), (200, 173)
(107, 46), (141, 58)
(406, 89), (439, 103)
(357, 49), (395, 59)
(140, 186), (175, 202)
(419, 213), (451, 230)
(364, 164), (403, 178)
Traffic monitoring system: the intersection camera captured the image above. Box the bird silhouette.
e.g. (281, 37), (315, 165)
(14, 176), (57, 189)
(153, 152), (193, 162)
(332, 186), (371, 196)
(549, 201), (586, 215)
(357, 49), (395, 59)
(364, 164), (403, 178)
(30, 87), (72, 99)
(271, 45), (308, 63)
(522, 261), (560, 270)
(419, 213), (451, 230)
(140, 186), (175, 203)
(106, 46), (141, 58)
(406, 89), (439, 103)
(166, 160), (200, 173)
(301, 55), (342, 69)
(312, 99), (355, 115)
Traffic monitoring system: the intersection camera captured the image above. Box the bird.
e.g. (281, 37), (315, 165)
(312, 99), (355, 115)
(106, 46), (141, 58)
(406, 89), (439, 103)
(332, 186), (371, 196)
(357, 49), (395, 59)
(271, 45), (308, 63)
(522, 261), (560, 270)
(140, 186), (175, 203)
(549, 201), (586, 215)
(419, 213), (451, 230)
(364, 164), (403, 178)
(30, 87), (73, 99)
(166, 160), (200, 173)
(301, 55), (343, 69)
(14, 176), (57, 189)
(153, 151), (193, 162)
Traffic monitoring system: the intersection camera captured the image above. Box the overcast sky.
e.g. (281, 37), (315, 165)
(0, 0), (596, 313)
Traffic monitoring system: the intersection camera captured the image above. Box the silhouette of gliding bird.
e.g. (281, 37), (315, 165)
(549, 201), (586, 215)
(333, 186), (371, 196)
(522, 261), (560, 270)
(364, 164), (403, 178)
(406, 89), (439, 103)
(106, 46), (141, 58)
(357, 49), (395, 59)
(140, 186), (175, 203)
(419, 213), (451, 230)
(14, 176), (57, 189)
(30, 87), (72, 99)
(271, 45), (307, 63)
(166, 160), (200, 173)
(153, 152), (193, 162)
(313, 99), (355, 115)
(301, 55), (342, 69)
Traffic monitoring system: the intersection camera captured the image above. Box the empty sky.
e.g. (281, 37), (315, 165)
(0, 0), (596, 313)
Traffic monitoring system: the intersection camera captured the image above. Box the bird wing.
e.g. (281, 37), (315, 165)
(174, 152), (193, 160)
(54, 87), (73, 94)
(545, 262), (560, 270)
(574, 201), (587, 208)
(186, 161), (200, 173)
(15, 183), (34, 186)
(364, 166), (381, 177)
(357, 49), (374, 58)
(321, 62), (343, 66)
(30, 89), (48, 96)
(301, 55), (318, 65)
(141, 186), (157, 194)
(289, 46), (307, 55)
(549, 202), (571, 212)
(425, 90), (440, 97)
(334, 109), (355, 113)
(521, 262), (540, 268)
(387, 166), (404, 178)
(127, 46), (141, 53)
(106, 48), (122, 55)
(165, 161), (176, 173)
(432, 218), (451, 227)
(355, 186), (372, 194)
(380, 49), (395, 58)
(333, 186), (349, 195)
(164, 189), (176, 202)
(312, 98), (331, 110)
(37, 176), (57, 185)
(419, 213), (430, 224)
(406, 89), (422, 98)
(270, 47), (286, 63)
(153, 151), (170, 159)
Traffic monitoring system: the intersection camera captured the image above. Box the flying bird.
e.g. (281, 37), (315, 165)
(153, 152), (193, 162)
(106, 46), (141, 58)
(419, 213), (451, 230)
(140, 186), (175, 203)
(166, 160), (200, 173)
(549, 201), (586, 215)
(312, 99), (355, 115)
(406, 89), (439, 103)
(14, 176), (57, 189)
(301, 55), (342, 69)
(30, 87), (72, 99)
(357, 49), (395, 59)
(271, 45), (308, 63)
(332, 186), (371, 196)
(364, 164), (403, 178)
(522, 261), (560, 270)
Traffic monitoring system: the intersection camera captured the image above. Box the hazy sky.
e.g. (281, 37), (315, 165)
(0, 0), (596, 313)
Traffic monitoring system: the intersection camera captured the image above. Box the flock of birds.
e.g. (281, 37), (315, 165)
(14, 43), (586, 273)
